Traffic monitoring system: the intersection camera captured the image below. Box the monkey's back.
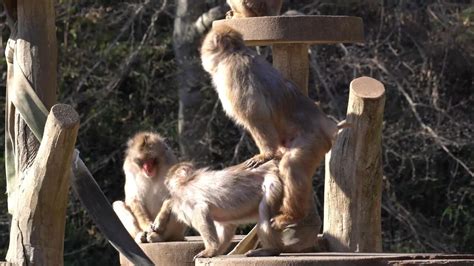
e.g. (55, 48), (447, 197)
(170, 166), (266, 223)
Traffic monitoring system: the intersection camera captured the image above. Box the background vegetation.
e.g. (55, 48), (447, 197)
(0, 0), (473, 265)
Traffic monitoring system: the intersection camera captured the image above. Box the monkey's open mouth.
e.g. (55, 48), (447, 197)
(143, 159), (156, 177)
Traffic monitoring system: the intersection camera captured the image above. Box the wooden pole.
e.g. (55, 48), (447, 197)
(6, 104), (79, 265)
(272, 43), (309, 95)
(323, 76), (385, 252)
(6, 0), (58, 211)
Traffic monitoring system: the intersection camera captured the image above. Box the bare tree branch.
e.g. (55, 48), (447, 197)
(372, 59), (473, 178)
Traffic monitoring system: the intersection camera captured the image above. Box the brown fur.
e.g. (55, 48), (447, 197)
(201, 25), (339, 229)
(226, 0), (283, 18)
(112, 132), (186, 243)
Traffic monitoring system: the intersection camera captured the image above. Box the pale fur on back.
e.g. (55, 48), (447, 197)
(166, 161), (282, 227)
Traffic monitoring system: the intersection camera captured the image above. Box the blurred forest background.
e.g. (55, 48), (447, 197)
(0, 0), (473, 265)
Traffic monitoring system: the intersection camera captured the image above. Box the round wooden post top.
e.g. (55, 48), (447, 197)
(350, 76), (385, 99)
(213, 15), (364, 46)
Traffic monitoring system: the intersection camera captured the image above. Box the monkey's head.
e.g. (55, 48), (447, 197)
(165, 162), (197, 191)
(125, 132), (177, 179)
(200, 25), (245, 73)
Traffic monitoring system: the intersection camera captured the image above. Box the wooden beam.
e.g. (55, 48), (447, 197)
(7, 104), (79, 265)
(323, 76), (385, 252)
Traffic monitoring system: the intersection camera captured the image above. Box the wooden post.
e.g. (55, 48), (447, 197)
(6, 104), (79, 265)
(323, 76), (385, 252)
(272, 44), (309, 95)
(6, 0), (58, 211)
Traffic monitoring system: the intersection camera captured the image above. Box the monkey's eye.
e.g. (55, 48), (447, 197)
(134, 158), (144, 166)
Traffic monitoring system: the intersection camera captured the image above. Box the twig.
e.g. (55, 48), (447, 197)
(372, 59), (473, 178)
(104, 0), (168, 93)
(230, 131), (247, 165)
(74, 0), (154, 92)
(64, 242), (98, 257)
(309, 49), (343, 118)
(382, 197), (452, 252)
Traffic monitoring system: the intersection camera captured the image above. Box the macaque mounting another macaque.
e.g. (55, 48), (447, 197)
(201, 25), (343, 230)
(112, 132), (186, 243)
(151, 161), (321, 258)
(226, 0), (283, 18)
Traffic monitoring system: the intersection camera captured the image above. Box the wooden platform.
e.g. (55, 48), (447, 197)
(118, 235), (474, 266)
(196, 253), (474, 266)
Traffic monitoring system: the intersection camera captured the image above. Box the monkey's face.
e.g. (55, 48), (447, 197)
(126, 132), (170, 179)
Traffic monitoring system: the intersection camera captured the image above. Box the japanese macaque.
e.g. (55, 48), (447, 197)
(112, 132), (186, 243)
(151, 161), (321, 258)
(201, 25), (342, 230)
(226, 0), (283, 18)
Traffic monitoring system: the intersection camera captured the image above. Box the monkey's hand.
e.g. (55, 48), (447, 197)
(135, 231), (148, 243)
(244, 153), (274, 168)
(270, 214), (297, 231)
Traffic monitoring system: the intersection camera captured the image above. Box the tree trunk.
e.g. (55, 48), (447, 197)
(6, 104), (79, 265)
(173, 0), (226, 162)
(323, 76), (385, 252)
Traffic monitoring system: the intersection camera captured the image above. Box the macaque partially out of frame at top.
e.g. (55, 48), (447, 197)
(151, 161), (321, 258)
(201, 25), (344, 230)
(112, 132), (186, 243)
(226, 0), (283, 18)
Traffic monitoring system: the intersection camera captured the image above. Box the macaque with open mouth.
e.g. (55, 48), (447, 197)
(112, 132), (186, 243)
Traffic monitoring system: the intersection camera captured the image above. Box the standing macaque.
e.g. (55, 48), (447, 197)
(201, 25), (341, 230)
(226, 0), (283, 18)
(151, 161), (321, 258)
(112, 132), (186, 243)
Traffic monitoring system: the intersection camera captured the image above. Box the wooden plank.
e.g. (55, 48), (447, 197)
(196, 253), (474, 266)
(213, 16), (364, 46)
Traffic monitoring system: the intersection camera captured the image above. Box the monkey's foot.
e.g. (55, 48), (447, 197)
(270, 214), (298, 231)
(135, 231), (148, 243)
(245, 248), (281, 257)
(244, 153), (273, 168)
(193, 249), (218, 261)
(146, 231), (163, 243)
